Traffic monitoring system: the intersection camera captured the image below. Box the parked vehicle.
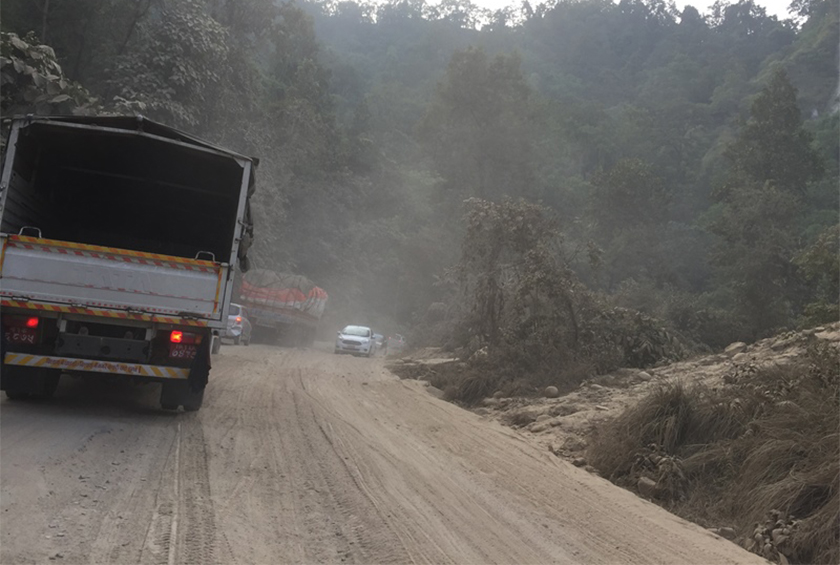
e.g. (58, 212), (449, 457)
(238, 269), (327, 347)
(335, 325), (375, 357)
(0, 115), (256, 411)
(386, 334), (407, 354)
(224, 303), (252, 346)
(373, 333), (385, 351)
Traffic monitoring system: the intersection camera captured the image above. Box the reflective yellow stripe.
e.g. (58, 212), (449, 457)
(0, 300), (209, 327)
(12, 235), (216, 267)
(3, 353), (189, 379)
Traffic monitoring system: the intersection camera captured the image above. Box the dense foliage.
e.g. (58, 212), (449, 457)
(2, 0), (837, 354)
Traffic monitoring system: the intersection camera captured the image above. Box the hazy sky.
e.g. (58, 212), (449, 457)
(672, 0), (791, 17)
(473, 0), (793, 19)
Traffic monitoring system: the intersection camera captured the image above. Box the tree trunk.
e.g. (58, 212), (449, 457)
(117, 0), (153, 57)
(41, 0), (50, 43)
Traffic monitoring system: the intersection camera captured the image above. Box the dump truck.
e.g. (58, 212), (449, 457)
(238, 269), (327, 346)
(0, 115), (256, 411)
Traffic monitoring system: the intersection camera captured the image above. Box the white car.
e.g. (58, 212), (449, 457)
(224, 303), (252, 345)
(335, 325), (375, 357)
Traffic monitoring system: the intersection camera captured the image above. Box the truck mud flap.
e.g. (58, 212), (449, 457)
(187, 338), (211, 391)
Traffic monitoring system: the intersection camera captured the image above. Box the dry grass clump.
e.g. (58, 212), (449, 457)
(587, 342), (839, 564)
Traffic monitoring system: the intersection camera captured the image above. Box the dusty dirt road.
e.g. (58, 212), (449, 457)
(1, 345), (768, 565)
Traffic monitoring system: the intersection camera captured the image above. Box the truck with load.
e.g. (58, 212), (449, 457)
(238, 269), (327, 346)
(0, 115), (256, 411)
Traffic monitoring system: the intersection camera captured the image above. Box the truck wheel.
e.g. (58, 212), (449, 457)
(160, 382), (204, 411)
(1, 366), (59, 400)
(182, 386), (205, 412)
(35, 373), (61, 400)
(211, 335), (222, 354)
(160, 382), (183, 410)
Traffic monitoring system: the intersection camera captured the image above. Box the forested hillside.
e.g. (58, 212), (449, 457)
(2, 0), (838, 371)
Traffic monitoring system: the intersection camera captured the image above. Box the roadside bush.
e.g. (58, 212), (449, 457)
(587, 342), (839, 564)
(445, 199), (691, 404)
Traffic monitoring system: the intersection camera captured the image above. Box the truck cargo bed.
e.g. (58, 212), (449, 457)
(1, 234), (224, 322)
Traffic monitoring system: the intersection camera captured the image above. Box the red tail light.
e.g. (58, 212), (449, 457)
(236, 316), (242, 323)
(169, 330), (203, 345)
(3, 316), (40, 329)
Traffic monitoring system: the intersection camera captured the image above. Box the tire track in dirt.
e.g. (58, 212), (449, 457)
(289, 379), (413, 564)
(138, 424), (179, 565)
(2, 345), (770, 565)
(175, 419), (219, 565)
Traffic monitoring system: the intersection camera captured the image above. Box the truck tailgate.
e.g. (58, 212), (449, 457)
(0, 235), (226, 321)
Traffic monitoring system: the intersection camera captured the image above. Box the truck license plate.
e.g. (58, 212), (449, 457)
(169, 343), (197, 360)
(4, 327), (36, 345)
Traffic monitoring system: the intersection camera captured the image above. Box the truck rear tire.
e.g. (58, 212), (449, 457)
(1, 365), (60, 400)
(36, 373), (61, 400)
(160, 382), (182, 410)
(182, 387), (205, 412)
(211, 335), (222, 354)
(160, 381), (205, 411)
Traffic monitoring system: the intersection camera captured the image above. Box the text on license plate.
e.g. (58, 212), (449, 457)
(169, 343), (197, 360)
(4, 328), (36, 344)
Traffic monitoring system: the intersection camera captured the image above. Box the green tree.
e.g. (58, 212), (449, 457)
(0, 31), (100, 116)
(710, 68), (824, 336)
(722, 67), (822, 196)
(456, 198), (582, 348)
(419, 47), (537, 202)
(710, 185), (803, 334)
(794, 224), (840, 326)
(586, 158), (688, 293)
(264, 2), (342, 176)
(1, 0), (159, 90)
(108, 0), (231, 129)
(590, 158), (670, 237)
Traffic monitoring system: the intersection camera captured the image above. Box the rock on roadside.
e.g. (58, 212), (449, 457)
(724, 342), (747, 356)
